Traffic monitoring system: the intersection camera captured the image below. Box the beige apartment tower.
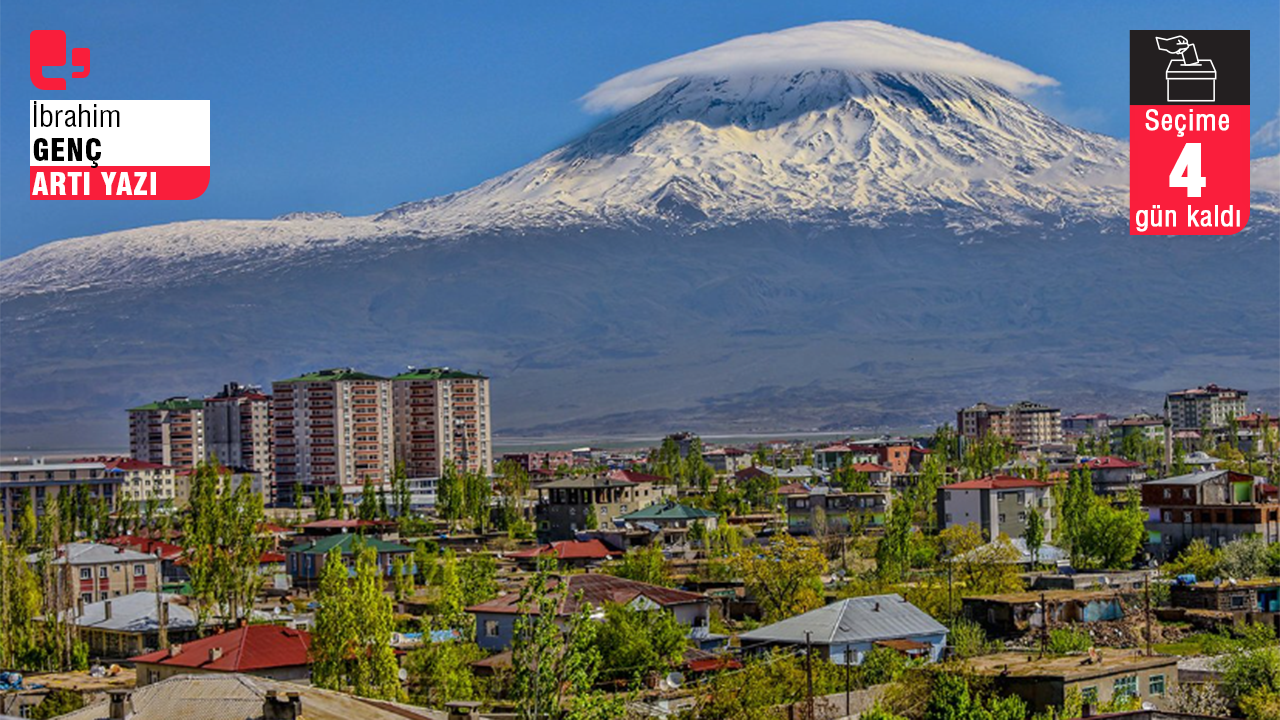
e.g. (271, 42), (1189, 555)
(128, 397), (206, 468)
(392, 367), (492, 477)
(204, 382), (274, 482)
(272, 369), (393, 500)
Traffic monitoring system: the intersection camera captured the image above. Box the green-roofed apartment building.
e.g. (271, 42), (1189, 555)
(272, 368), (394, 503)
(391, 367), (492, 477)
(128, 397), (206, 468)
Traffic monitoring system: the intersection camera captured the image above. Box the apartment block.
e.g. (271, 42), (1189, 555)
(75, 457), (178, 506)
(957, 401), (1063, 447)
(937, 475), (1055, 542)
(25, 542), (160, 604)
(1, 461), (120, 540)
(1166, 384), (1248, 431)
(391, 367), (492, 477)
(1142, 470), (1280, 560)
(128, 397), (206, 468)
(272, 368), (394, 500)
(204, 382), (274, 483)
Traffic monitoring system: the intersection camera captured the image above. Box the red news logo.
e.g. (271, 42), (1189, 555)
(30, 30), (90, 90)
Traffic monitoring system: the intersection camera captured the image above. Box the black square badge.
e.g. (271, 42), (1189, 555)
(1130, 30), (1250, 105)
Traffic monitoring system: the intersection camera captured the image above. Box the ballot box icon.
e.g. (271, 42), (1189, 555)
(1166, 58), (1216, 102)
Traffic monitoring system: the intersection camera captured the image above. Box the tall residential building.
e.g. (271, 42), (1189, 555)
(272, 368), (393, 500)
(391, 367), (492, 477)
(204, 382), (274, 483)
(957, 401), (1063, 447)
(1166, 384), (1248, 431)
(128, 397), (206, 468)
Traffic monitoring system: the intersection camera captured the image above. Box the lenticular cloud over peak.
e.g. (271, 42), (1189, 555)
(582, 20), (1058, 112)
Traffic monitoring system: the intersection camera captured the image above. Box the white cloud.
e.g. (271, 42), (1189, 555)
(582, 20), (1057, 112)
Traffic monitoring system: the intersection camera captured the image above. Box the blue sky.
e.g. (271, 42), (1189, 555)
(2, 1), (1276, 258)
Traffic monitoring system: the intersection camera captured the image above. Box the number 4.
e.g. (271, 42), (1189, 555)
(1169, 142), (1207, 198)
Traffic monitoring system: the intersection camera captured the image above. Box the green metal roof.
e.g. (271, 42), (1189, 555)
(128, 397), (204, 412)
(391, 367), (487, 381)
(276, 368), (387, 383)
(286, 534), (412, 555)
(619, 502), (718, 522)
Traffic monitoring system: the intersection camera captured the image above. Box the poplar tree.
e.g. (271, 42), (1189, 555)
(311, 547), (356, 691)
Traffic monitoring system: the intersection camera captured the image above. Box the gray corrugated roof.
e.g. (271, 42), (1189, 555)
(26, 542), (156, 566)
(739, 594), (947, 646)
(1143, 470), (1227, 486)
(66, 592), (197, 633)
(56, 673), (446, 720)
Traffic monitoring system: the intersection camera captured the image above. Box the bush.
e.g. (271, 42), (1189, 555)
(1046, 627), (1092, 655)
(948, 619), (1000, 659)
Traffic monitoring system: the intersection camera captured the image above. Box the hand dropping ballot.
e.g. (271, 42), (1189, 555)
(1128, 31), (1250, 235)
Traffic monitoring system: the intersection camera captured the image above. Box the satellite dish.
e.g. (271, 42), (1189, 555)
(398, 668), (408, 681)
(665, 672), (684, 689)
(392, 632), (403, 644)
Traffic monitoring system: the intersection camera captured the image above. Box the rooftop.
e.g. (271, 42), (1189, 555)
(276, 367), (387, 383)
(740, 594), (947, 646)
(131, 624), (311, 672)
(66, 592), (196, 633)
(942, 475), (1051, 491)
(507, 539), (620, 561)
(286, 534), (412, 555)
(28, 542), (156, 566)
(392, 366), (487, 380)
(619, 502), (718, 522)
(966, 649), (1177, 681)
(466, 573), (706, 616)
(128, 397), (204, 412)
(57, 672), (443, 720)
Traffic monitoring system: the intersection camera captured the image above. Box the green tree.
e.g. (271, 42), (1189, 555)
(458, 553), (499, 606)
(1219, 535), (1270, 579)
(595, 602), (688, 681)
(734, 534), (827, 623)
(29, 688), (85, 719)
(183, 463), (267, 629)
(1164, 538), (1221, 580)
(1071, 492), (1146, 570)
(311, 547), (357, 691)
(17, 489), (37, 550)
(437, 460), (466, 531)
(433, 550), (472, 637)
(315, 487), (332, 521)
(359, 478), (379, 521)
(877, 497), (915, 582)
(404, 640), (486, 709)
(1024, 506), (1045, 566)
(939, 525), (1024, 596)
(603, 545), (672, 587)
(351, 544), (403, 699)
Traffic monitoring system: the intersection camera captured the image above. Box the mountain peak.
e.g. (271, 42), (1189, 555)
(582, 21), (1057, 113)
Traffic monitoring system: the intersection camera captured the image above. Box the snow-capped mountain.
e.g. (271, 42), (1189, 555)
(1, 22), (1132, 298)
(1, 21), (1275, 449)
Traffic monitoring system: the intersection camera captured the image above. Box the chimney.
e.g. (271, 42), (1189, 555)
(104, 601), (113, 621)
(168, 643), (182, 657)
(262, 690), (303, 720)
(874, 602), (880, 612)
(107, 690), (134, 720)
(209, 647), (223, 663)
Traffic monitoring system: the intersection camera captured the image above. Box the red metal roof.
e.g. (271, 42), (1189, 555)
(507, 539), (620, 561)
(466, 573), (706, 616)
(941, 475), (1051, 490)
(130, 625), (311, 671)
(74, 456), (170, 471)
(849, 463), (891, 472)
(102, 535), (183, 560)
(607, 469), (666, 484)
(1086, 456), (1143, 469)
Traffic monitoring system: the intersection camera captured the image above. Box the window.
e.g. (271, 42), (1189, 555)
(134, 564), (146, 577)
(81, 592), (93, 604)
(1081, 686), (1098, 704)
(1183, 511), (1192, 523)
(1231, 595), (1245, 608)
(998, 514), (1006, 523)
(1182, 489), (1191, 499)
(1149, 674), (1165, 695)
(485, 620), (501, 637)
(80, 568), (92, 580)
(98, 566), (108, 578)
(1163, 488), (1171, 499)
(1113, 675), (1138, 700)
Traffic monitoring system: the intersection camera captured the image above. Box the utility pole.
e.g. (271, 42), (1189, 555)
(845, 650), (852, 717)
(805, 631), (814, 720)
(1039, 591), (1049, 659)
(1144, 573), (1153, 656)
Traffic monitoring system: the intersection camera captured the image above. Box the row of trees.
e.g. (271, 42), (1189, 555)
(311, 542), (403, 700)
(183, 463), (269, 628)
